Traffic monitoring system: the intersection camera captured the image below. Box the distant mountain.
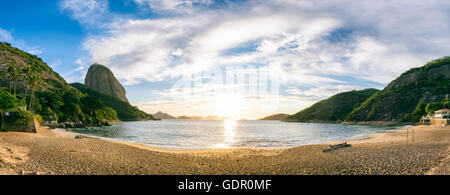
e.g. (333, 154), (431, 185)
(204, 115), (230, 120)
(344, 57), (450, 124)
(285, 89), (380, 122)
(259, 113), (290, 121)
(71, 83), (154, 121)
(176, 115), (230, 120)
(177, 116), (191, 120)
(177, 116), (204, 120)
(85, 63), (129, 102)
(153, 111), (176, 119)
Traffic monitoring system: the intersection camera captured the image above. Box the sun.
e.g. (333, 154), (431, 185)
(214, 94), (245, 120)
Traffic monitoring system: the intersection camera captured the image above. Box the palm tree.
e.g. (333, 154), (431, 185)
(21, 65), (32, 106)
(5, 63), (13, 94)
(6, 62), (19, 95)
(27, 72), (44, 112)
(0, 68), (5, 83)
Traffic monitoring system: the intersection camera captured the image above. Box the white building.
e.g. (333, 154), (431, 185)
(422, 108), (450, 125)
(434, 109), (450, 118)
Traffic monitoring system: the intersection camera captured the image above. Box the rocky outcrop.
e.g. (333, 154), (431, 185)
(71, 83), (154, 121)
(153, 111), (176, 119)
(85, 64), (128, 102)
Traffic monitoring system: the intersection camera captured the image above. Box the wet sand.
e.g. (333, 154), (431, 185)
(0, 125), (448, 175)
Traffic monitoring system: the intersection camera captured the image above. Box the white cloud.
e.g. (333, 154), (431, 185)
(133, 0), (212, 14)
(62, 0), (450, 104)
(49, 59), (62, 68)
(62, 57), (89, 83)
(80, 0), (450, 87)
(134, 90), (318, 119)
(286, 85), (358, 98)
(84, 11), (343, 85)
(0, 28), (13, 43)
(60, 0), (110, 27)
(0, 27), (44, 55)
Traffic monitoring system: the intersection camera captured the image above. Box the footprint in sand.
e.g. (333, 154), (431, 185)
(0, 144), (29, 166)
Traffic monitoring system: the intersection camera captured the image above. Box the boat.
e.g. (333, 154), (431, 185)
(323, 142), (351, 152)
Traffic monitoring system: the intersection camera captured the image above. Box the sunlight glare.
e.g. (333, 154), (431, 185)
(216, 119), (237, 148)
(215, 94), (244, 120)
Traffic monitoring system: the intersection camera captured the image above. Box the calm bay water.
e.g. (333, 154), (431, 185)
(63, 120), (407, 150)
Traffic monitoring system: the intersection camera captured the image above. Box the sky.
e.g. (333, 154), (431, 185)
(1, 0), (450, 119)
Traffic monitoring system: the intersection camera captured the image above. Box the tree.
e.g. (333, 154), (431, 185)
(5, 63), (13, 94)
(21, 65), (32, 106)
(424, 95), (450, 114)
(0, 69), (4, 82)
(425, 102), (442, 114)
(81, 96), (105, 115)
(27, 72), (44, 112)
(0, 88), (24, 130)
(6, 62), (20, 95)
(441, 95), (449, 108)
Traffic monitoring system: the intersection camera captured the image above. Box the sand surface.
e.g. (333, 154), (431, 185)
(0, 125), (448, 175)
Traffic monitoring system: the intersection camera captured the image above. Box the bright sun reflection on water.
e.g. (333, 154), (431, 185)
(216, 119), (237, 148)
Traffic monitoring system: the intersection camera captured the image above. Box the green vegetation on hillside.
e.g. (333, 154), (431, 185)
(286, 88), (380, 122)
(401, 95), (450, 122)
(402, 56), (450, 76)
(345, 57), (450, 123)
(0, 87), (25, 130)
(0, 42), (118, 127)
(425, 95), (450, 114)
(71, 83), (154, 121)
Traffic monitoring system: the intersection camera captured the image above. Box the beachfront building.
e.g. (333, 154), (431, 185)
(422, 109), (450, 125)
(434, 109), (450, 118)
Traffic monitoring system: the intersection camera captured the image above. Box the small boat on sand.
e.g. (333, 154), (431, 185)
(323, 142), (351, 152)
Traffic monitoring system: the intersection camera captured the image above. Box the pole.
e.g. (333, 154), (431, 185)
(406, 128), (408, 144)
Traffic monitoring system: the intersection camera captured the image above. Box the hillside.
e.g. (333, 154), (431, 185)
(0, 42), (67, 90)
(259, 113), (289, 121)
(71, 83), (154, 121)
(344, 57), (450, 124)
(285, 88), (380, 122)
(153, 111), (176, 119)
(0, 42), (118, 127)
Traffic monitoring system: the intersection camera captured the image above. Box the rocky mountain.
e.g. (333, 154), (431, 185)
(177, 116), (192, 120)
(85, 64), (129, 102)
(153, 111), (176, 120)
(285, 88), (380, 122)
(71, 83), (154, 121)
(259, 113), (290, 121)
(344, 57), (450, 124)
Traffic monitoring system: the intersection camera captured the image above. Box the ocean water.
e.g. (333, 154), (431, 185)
(63, 120), (407, 150)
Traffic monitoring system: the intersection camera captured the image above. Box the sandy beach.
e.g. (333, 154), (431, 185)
(0, 125), (448, 175)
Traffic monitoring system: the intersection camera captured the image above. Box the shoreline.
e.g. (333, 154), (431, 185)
(1, 124), (448, 175)
(55, 122), (409, 151)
